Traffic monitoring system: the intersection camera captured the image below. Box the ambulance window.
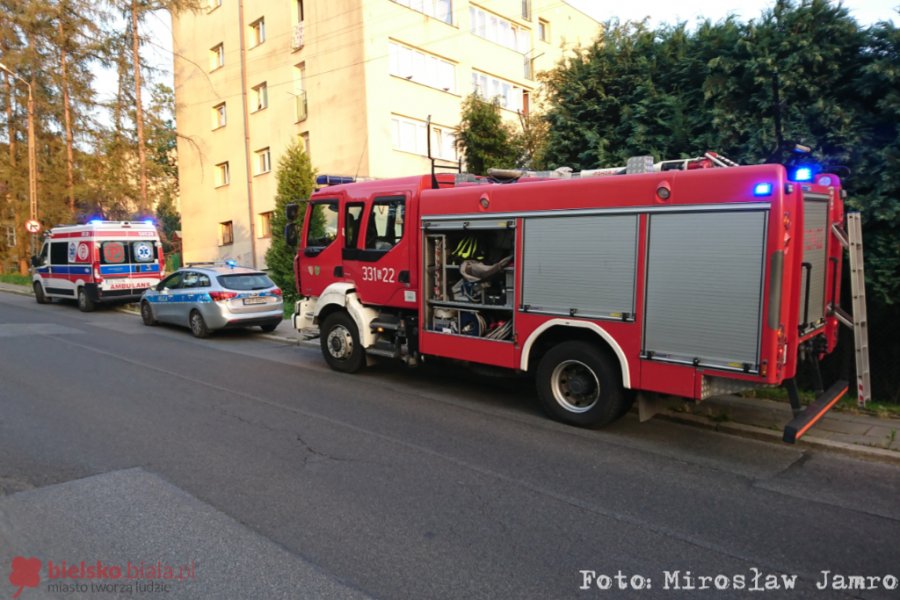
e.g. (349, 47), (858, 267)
(38, 243), (49, 264)
(307, 201), (338, 249)
(365, 197), (405, 251)
(132, 241), (157, 263)
(50, 242), (68, 265)
(101, 241), (127, 264)
(344, 203), (364, 249)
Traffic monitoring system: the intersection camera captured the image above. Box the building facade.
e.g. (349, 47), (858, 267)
(172, 0), (600, 268)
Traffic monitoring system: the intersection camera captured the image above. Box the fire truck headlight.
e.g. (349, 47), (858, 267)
(753, 183), (773, 196)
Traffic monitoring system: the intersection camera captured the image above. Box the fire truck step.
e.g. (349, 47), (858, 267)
(366, 346), (400, 359)
(782, 380), (849, 444)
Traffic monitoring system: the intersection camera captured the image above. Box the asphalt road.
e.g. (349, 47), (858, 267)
(1, 291), (898, 599)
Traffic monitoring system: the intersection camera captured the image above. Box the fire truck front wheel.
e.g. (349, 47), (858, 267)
(320, 311), (365, 373)
(536, 341), (626, 427)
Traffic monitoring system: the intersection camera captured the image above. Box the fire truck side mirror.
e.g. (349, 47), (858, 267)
(284, 223), (299, 249)
(285, 203), (299, 222)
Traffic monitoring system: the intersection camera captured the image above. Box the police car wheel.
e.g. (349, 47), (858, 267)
(141, 301), (157, 326)
(33, 282), (49, 304)
(536, 341), (626, 428)
(77, 288), (95, 312)
(320, 311), (365, 373)
(260, 323), (278, 333)
(189, 310), (210, 338)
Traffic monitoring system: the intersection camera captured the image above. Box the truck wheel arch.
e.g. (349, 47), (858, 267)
(520, 320), (631, 389)
(312, 283), (379, 349)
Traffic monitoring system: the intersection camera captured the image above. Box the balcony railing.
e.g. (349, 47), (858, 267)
(291, 22), (305, 51)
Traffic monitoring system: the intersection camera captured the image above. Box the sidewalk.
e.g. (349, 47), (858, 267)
(3, 281), (897, 464)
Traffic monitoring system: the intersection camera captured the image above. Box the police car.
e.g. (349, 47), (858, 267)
(140, 262), (283, 337)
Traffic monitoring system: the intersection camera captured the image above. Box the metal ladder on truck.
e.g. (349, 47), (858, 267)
(783, 212), (871, 443)
(831, 212), (871, 405)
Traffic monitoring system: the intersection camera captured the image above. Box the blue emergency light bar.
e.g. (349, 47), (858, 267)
(753, 183), (773, 196)
(316, 175), (355, 186)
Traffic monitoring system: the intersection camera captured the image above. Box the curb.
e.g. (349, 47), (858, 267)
(658, 410), (900, 466)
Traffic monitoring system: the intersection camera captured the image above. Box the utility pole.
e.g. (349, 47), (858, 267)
(0, 62), (38, 258)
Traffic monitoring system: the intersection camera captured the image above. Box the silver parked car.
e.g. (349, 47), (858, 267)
(140, 264), (283, 337)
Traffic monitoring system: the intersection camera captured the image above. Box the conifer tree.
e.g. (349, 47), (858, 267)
(265, 140), (316, 304)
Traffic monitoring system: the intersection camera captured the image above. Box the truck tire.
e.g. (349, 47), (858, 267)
(320, 311), (365, 373)
(189, 310), (210, 338)
(140, 301), (157, 326)
(77, 287), (95, 312)
(33, 282), (49, 304)
(535, 341), (626, 427)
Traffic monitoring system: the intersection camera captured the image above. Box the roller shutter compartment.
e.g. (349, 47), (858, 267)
(643, 210), (767, 371)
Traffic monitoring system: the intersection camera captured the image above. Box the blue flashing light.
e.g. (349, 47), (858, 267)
(89, 219), (103, 225)
(753, 183), (773, 196)
(225, 259), (237, 268)
(144, 219), (155, 226)
(794, 167), (813, 182)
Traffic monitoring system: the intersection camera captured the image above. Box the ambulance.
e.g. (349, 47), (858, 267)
(31, 220), (164, 311)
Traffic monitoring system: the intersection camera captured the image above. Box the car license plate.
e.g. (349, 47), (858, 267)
(243, 296), (267, 305)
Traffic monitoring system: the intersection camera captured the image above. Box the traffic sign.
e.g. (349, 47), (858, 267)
(25, 220), (41, 233)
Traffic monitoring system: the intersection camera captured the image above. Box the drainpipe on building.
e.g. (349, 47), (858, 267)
(237, 0), (258, 268)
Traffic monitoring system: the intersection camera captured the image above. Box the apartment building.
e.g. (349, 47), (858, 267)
(172, 0), (600, 268)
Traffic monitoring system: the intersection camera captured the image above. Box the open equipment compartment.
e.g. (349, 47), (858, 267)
(423, 222), (515, 342)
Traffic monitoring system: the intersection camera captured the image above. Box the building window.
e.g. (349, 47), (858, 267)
(391, 0), (452, 24)
(522, 0), (531, 19)
(294, 64), (308, 121)
(472, 71), (524, 112)
(389, 42), (456, 93)
(249, 18), (265, 47)
(258, 211), (274, 238)
(209, 43), (224, 71)
(391, 115), (456, 160)
(251, 82), (268, 112)
(538, 19), (549, 42)
(212, 102), (226, 129)
(469, 7), (530, 53)
(215, 161), (230, 187)
(219, 221), (234, 246)
(255, 147), (271, 175)
(297, 0), (304, 21)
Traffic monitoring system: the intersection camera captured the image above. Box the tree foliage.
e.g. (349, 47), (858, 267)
(539, 0), (899, 399)
(0, 0), (189, 273)
(265, 139), (316, 304)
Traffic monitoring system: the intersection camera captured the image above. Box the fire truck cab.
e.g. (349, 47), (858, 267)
(291, 161), (852, 440)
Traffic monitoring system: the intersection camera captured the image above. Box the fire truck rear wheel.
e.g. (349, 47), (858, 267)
(320, 311), (365, 373)
(33, 282), (49, 304)
(536, 341), (625, 427)
(77, 288), (95, 312)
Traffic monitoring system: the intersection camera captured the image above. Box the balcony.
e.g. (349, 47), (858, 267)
(291, 22), (305, 51)
(295, 90), (308, 122)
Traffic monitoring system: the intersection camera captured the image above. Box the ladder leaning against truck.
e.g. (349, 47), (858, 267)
(283, 153), (870, 444)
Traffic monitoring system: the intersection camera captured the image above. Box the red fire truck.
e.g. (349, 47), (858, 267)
(287, 155), (866, 443)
